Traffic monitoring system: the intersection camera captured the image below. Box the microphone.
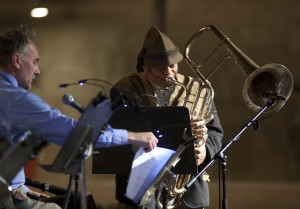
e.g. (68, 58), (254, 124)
(78, 78), (113, 87)
(59, 82), (78, 89)
(59, 81), (106, 94)
(62, 94), (85, 113)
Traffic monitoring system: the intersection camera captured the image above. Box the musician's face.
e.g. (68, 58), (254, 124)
(15, 39), (40, 90)
(144, 63), (178, 88)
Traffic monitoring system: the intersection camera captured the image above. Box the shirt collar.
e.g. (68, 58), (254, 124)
(0, 69), (19, 87)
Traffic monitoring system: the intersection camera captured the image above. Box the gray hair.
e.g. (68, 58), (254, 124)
(0, 26), (35, 67)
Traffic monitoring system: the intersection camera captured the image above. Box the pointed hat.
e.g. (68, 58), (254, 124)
(142, 26), (183, 66)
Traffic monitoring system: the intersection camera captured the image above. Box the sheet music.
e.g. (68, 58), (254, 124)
(125, 147), (175, 204)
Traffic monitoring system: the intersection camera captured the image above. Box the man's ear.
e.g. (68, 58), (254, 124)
(11, 54), (22, 70)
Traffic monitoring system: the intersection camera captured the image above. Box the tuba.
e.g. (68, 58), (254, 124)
(156, 25), (294, 209)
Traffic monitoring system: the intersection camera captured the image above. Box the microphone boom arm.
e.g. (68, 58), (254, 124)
(186, 97), (277, 191)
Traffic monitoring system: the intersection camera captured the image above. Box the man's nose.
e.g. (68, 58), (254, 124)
(162, 66), (172, 75)
(35, 67), (40, 75)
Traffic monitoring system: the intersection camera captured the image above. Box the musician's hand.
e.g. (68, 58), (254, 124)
(194, 144), (207, 165)
(27, 189), (50, 200)
(191, 120), (208, 146)
(127, 131), (158, 152)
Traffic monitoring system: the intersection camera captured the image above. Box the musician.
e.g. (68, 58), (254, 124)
(112, 26), (223, 209)
(0, 27), (158, 209)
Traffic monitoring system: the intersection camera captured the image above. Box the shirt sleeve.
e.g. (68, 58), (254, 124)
(10, 90), (129, 148)
(10, 91), (76, 146)
(22, 185), (29, 193)
(94, 124), (128, 148)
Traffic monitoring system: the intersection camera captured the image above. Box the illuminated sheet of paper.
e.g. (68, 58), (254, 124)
(125, 147), (175, 204)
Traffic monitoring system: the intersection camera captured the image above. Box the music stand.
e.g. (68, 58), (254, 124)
(92, 106), (197, 175)
(0, 132), (47, 200)
(138, 136), (196, 207)
(41, 95), (115, 209)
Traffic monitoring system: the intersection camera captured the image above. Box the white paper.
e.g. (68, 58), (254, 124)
(125, 147), (175, 204)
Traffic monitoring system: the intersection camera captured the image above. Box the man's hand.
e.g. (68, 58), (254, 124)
(127, 131), (158, 152)
(27, 189), (49, 200)
(194, 144), (207, 165)
(191, 120), (208, 146)
(191, 119), (208, 165)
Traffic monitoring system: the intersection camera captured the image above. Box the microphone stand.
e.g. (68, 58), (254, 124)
(185, 98), (278, 209)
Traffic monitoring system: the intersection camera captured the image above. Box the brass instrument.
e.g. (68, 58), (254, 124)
(156, 27), (216, 209)
(156, 25), (294, 209)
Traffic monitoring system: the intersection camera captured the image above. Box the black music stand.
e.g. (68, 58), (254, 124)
(92, 106), (197, 175)
(41, 95), (115, 209)
(138, 137), (196, 207)
(0, 132), (47, 201)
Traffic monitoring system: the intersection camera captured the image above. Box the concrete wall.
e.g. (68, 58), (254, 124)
(1, 0), (299, 208)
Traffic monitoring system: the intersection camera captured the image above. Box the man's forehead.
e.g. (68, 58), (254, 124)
(27, 39), (37, 49)
(150, 63), (177, 69)
(26, 39), (39, 56)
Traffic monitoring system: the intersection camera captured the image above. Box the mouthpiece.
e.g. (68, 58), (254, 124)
(166, 76), (176, 83)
